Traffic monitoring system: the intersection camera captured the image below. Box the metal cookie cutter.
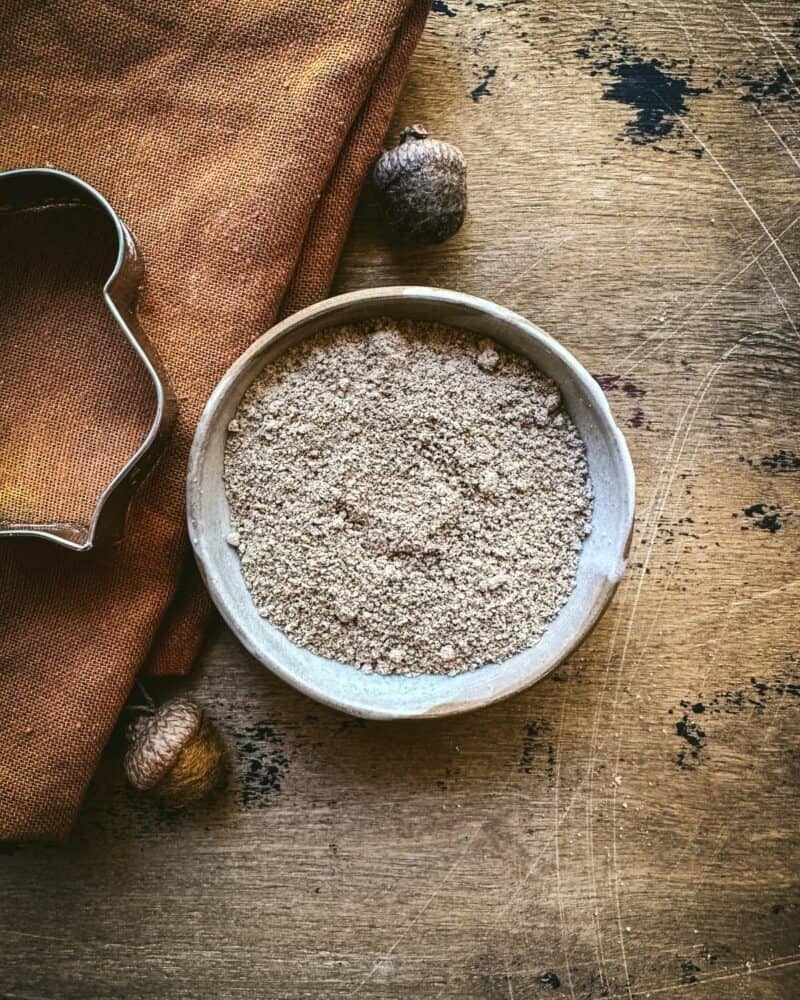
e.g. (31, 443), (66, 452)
(0, 168), (176, 551)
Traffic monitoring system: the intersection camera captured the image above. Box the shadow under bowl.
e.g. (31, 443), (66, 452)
(187, 287), (635, 719)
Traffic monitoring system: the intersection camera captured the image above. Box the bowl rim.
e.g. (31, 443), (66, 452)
(188, 286), (635, 718)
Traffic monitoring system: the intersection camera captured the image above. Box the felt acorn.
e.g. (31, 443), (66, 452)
(124, 697), (224, 806)
(372, 125), (467, 244)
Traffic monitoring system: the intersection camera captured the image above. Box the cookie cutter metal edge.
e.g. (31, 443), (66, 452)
(0, 167), (176, 551)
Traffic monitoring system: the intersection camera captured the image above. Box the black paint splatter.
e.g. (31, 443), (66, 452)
(577, 25), (709, 148)
(432, 0), (457, 16)
(517, 721), (556, 782)
(751, 450), (800, 473)
(680, 960), (701, 985)
(232, 720), (289, 808)
(538, 971), (561, 989)
(772, 897), (800, 915)
(594, 373), (646, 398)
(594, 374), (650, 429)
(680, 681), (782, 717)
(518, 721), (543, 774)
(674, 669), (800, 769)
(754, 675), (800, 701)
(599, 57), (709, 144)
(741, 503), (784, 533)
(675, 713), (706, 770)
(629, 407), (645, 429)
(471, 64), (497, 102)
(740, 66), (795, 108)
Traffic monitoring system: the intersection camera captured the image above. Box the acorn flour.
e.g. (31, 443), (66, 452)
(223, 319), (592, 676)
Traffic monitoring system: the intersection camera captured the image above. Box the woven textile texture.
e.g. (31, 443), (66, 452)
(0, 0), (428, 841)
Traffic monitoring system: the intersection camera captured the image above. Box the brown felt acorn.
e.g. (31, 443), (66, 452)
(372, 125), (467, 244)
(124, 697), (224, 806)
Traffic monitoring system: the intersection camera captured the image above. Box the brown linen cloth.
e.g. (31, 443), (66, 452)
(0, 0), (428, 841)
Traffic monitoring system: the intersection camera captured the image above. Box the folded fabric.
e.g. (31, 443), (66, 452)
(0, 0), (428, 841)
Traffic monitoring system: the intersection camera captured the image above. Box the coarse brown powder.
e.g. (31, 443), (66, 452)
(223, 319), (593, 676)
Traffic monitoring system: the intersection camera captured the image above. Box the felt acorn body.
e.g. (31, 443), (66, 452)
(372, 125), (467, 244)
(124, 697), (224, 806)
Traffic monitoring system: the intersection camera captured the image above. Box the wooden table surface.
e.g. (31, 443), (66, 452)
(2, 2), (799, 998)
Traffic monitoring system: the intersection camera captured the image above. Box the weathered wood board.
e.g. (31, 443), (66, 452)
(2, 2), (799, 997)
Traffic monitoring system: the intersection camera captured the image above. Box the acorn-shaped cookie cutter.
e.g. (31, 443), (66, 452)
(0, 168), (176, 551)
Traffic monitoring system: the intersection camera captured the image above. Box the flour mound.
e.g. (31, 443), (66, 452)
(223, 319), (592, 676)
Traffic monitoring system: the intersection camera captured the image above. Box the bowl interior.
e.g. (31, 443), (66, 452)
(188, 287), (634, 718)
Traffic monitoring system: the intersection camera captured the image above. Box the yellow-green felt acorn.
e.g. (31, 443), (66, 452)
(124, 697), (224, 806)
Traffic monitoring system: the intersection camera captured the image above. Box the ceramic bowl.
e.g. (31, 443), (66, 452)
(187, 287), (635, 718)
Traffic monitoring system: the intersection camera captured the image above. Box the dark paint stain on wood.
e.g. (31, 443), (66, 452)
(741, 503), (784, 533)
(599, 57), (709, 144)
(749, 674), (800, 702)
(675, 712), (706, 770)
(740, 450), (800, 473)
(771, 897), (800, 915)
(593, 373), (646, 398)
(761, 451), (800, 473)
(629, 406), (646, 428)
(518, 720), (544, 774)
(516, 720), (556, 783)
(469, 950), (565, 997)
(471, 64), (497, 101)
(682, 673), (800, 718)
(594, 374), (650, 429)
(577, 23), (710, 147)
(674, 669), (800, 768)
(546, 742), (556, 782)
(680, 960), (701, 984)
(232, 720), (289, 808)
(432, 0), (457, 16)
(740, 66), (795, 108)
(537, 970), (561, 989)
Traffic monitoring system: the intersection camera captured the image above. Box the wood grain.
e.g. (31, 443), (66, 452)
(2, 2), (799, 997)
